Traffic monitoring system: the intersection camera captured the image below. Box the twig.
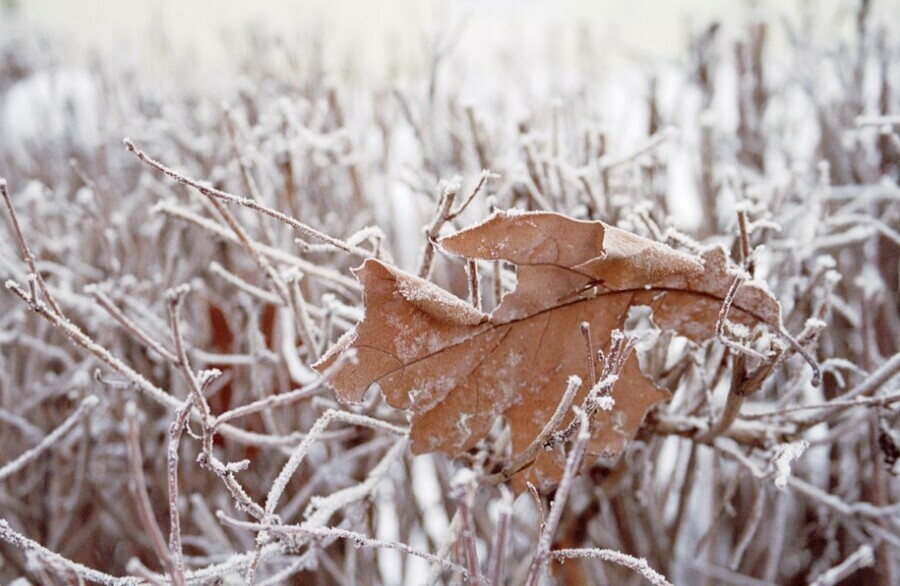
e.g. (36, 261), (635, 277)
(419, 179), (459, 279)
(487, 485), (512, 586)
(124, 139), (373, 259)
(124, 402), (184, 586)
(826, 213), (900, 247)
(6, 280), (296, 446)
(87, 285), (179, 363)
(581, 322), (596, 387)
(0, 520), (144, 586)
(264, 409), (407, 516)
(729, 483), (766, 570)
(166, 399), (193, 586)
(466, 259), (481, 312)
(166, 285), (212, 421)
(743, 388), (900, 420)
(452, 470), (482, 585)
(217, 514), (469, 578)
(0, 395), (99, 482)
(465, 107), (493, 170)
(209, 261), (283, 306)
(155, 202), (360, 291)
(212, 351), (354, 429)
(599, 126), (678, 172)
(482, 375), (582, 484)
(426, 509), (463, 584)
(286, 271), (320, 361)
(203, 189), (291, 304)
(809, 544), (875, 586)
(1, 179), (64, 316)
(736, 208), (754, 276)
(524, 409), (590, 586)
(715, 276), (768, 361)
(551, 549), (674, 586)
(5, 278), (179, 411)
(547, 332), (635, 449)
(326, 86), (368, 209)
(447, 170), (494, 221)
(799, 352), (900, 428)
(221, 103), (275, 246)
(833, 351), (900, 403)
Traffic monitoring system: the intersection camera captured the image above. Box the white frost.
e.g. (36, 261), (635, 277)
(773, 440), (809, 490)
(594, 395), (615, 411)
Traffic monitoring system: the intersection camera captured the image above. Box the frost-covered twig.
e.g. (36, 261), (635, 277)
(483, 375), (581, 484)
(487, 485), (512, 586)
(0, 395), (99, 482)
(87, 285), (179, 362)
(835, 351), (900, 403)
(166, 285), (213, 421)
(286, 271), (320, 361)
(0, 520), (144, 586)
(546, 331), (634, 449)
(772, 440), (809, 490)
(155, 202), (360, 291)
(799, 352), (900, 428)
(466, 258), (481, 311)
(715, 275), (768, 361)
(5, 278), (180, 411)
(1, 179), (64, 316)
(166, 399), (193, 586)
(524, 409), (590, 586)
(810, 544), (875, 586)
(217, 514), (469, 578)
(728, 483), (766, 570)
(451, 469), (482, 585)
(265, 409), (407, 516)
(125, 139), (373, 259)
(419, 179), (460, 279)
(826, 213), (900, 247)
(209, 261), (283, 306)
(599, 126), (678, 172)
(124, 402), (183, 586)
(551, 548), (674, 586)
(212, 351), (353, 429)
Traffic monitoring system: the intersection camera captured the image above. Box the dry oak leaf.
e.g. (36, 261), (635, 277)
(314, 210), (782, 490)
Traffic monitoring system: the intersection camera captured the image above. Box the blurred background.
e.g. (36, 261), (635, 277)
(5, 0), (896, 233)
(6, 0), (889, 85)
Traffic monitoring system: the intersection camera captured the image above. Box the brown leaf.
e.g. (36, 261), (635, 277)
(314, 210), (782, 489)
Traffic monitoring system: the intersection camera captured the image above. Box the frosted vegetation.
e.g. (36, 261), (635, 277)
(0, 2), (899, 584)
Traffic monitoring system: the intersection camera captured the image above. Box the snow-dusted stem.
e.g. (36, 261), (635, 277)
(218, 515), (469, 578)
(523, 409), (591, 586)
(212, 351), (352, 429)
(484, 375), (581, 484)
(453, 471), (482, 585)
(0, 396), (99, 482)
(487, 486), (513, 586)
(265, 409), (407, 515)
(551, 548), (674, 586)
(166, 285), (212, 420)
(87, 285), (178, 362)
(0, 178), (64, 316)
(166, 399), (193, 586)
(125, 402), (184, 586)
(0, 520), (144, 586)
(124, 139), (373, 258)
